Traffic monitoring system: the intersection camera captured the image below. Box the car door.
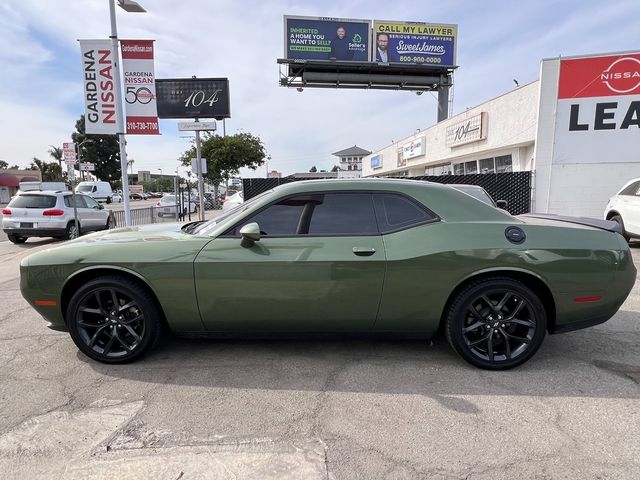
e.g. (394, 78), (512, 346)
(71, 195), (98, 231)
(194, 192), (386, 332)
(82, 195), (107, 230)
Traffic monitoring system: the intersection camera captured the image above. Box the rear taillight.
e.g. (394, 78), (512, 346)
(1, 208), (11, 215)
(43, 209), (65, 216)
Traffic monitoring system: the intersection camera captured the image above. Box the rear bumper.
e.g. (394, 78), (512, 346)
(3, 227), (66, 237)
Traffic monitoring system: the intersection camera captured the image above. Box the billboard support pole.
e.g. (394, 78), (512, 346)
(437, 83), (450, 122)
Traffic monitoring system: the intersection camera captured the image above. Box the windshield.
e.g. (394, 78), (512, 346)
(190, 189), (273, 236)
(77, 185), (92, 192)
(161, 195), (176, 203)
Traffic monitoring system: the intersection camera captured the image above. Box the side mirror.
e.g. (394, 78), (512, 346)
(239, 222), (261, 243)
(98, 204), (104, 210)
(496, 200), (508, 209)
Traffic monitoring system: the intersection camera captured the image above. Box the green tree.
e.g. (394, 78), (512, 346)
(71, 115), (121, 184)
(30, 157), (63, 181)
(48, 146), (63, 173)
(331, 165), (340, 172)
(0, 160), (8, 169)
(180, 132), (266, 195)
(309, 166), (317, 172)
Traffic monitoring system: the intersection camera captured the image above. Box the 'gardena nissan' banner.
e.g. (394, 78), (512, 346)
(372, 21), (457, 66)
(120, 40), (160, 135)
(553, 53), (640, 164)
(79, 40), (119, 135)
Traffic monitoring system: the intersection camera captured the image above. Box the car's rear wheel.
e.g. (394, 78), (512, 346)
(445, 277), (546, 370)
(7, 234), (27, 244)
(610, 215), (630, 242)
(66, 275), (163, 364)
(64, 222), (80, 240)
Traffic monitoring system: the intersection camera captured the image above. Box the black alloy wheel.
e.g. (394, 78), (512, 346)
(445, 277), (546, 370)
(67, 275), (163, 363)
(7, 234), (27, 244)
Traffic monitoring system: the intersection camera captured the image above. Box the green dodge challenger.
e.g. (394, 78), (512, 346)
(19, 179), (636, 369)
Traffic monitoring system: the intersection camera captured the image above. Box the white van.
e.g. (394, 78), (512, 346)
(75, 181), (114, 203)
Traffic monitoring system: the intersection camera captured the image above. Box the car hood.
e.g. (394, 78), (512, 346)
(63, 222), (195, 245)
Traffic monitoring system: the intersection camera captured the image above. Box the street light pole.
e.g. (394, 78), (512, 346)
(108, 0), (144, 226)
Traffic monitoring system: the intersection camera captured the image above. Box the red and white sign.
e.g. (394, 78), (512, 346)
(120, 40), (160, 135)
(63, 142), (77, 165)
(79, 40), (120, 135)
(553, 53), (640, 165)
(558, 53), (640, 99)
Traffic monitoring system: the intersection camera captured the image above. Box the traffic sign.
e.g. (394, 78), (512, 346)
(178, 121), (217, 131)
(63, 142), (77, 165)
(79, 162), (95, 171)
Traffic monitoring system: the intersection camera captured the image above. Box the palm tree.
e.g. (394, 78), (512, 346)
(30, 157), (62, 182)
(48, 146), (63, 173)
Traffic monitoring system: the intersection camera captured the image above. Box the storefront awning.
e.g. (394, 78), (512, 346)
(0, 173), (19, 187)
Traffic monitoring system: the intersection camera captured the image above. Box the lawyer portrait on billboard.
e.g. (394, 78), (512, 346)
(372, 20), (457, 67)
(284, 16), (370, 62)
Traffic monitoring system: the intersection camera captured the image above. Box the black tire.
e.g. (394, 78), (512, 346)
(66, 275), (164, 364)
(106, 196), (112, 204)
(7, 234), (27, 244)
(106, 215), (115, 230)
(610, 215), (630, 242)
(445, 277), (546, 370)
(64, 222), (80, 240)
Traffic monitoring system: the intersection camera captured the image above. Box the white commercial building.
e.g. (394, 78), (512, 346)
(362, 49), (640, 218)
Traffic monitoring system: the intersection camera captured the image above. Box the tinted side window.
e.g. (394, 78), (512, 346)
(84, 196), (99, 208)
(373, 194), (434, 233)
(307, 193), (377, 235)
(236, 201), (305, 236)
(64, 195), (87, 208)
(620, 181), (640, 196)
(10, 195), (56, 208)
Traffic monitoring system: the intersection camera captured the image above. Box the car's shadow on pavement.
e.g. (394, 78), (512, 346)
(81, 322), (640, 405)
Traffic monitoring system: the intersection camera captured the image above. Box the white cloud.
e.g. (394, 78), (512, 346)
(1, 0), (639, 177)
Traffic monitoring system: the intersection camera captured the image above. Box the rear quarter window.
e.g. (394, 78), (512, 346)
(373, 193), (436, 233)
(9, 195), (57, 208)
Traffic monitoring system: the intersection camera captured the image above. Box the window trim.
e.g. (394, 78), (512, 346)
(221, 189), (440, 238)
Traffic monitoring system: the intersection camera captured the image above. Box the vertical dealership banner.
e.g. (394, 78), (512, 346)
(120, 40), (160, 135)
(79, 40), (120, 135)
(284, 16), (370, 62)
(372, 21), (457, 66)
(553, 53), (640, 164)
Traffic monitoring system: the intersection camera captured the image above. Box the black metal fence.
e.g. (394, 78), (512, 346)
(243, 172), (532, 215)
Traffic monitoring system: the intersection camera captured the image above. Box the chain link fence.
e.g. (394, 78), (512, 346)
(242, 172), (532, 215)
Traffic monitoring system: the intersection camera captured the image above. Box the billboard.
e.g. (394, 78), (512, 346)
(284, 16), (370, 62)
(156, 78), (230, 119)
(372, 21), (457, 66)
(553, 53), (640, 164)
(371, 154), (383, 169)
(79, 40), (120, 135)
(120, 40), (160, 135)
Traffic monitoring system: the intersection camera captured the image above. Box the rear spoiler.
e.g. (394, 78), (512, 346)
(520, 214), (623, 235)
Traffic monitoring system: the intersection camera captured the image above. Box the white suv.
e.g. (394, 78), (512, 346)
(2, 191), (115, 244)
(604, 177), (640, 242)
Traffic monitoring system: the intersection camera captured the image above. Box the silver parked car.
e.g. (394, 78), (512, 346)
(2, 190), (115, 244)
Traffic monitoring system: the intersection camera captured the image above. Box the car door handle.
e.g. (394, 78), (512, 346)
(352, 247), (376, 257)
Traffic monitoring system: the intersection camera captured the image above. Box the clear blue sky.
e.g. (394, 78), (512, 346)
(1, 0), (638, 176)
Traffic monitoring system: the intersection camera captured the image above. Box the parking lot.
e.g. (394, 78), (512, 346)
(0, 235), (639, 479)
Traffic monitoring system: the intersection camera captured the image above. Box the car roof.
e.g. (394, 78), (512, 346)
(260, 179), (512, 223)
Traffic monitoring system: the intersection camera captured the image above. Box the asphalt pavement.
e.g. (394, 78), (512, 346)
(0, 231), (639, 479)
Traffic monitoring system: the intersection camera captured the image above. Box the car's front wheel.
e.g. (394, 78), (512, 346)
(609, 215), (630, 242)
(7, 234), (27, 244)
(445, 277), (546, 370)
(66, 275), (164, 364)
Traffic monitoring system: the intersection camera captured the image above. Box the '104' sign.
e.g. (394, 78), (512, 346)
(446, 112), (487, 147)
